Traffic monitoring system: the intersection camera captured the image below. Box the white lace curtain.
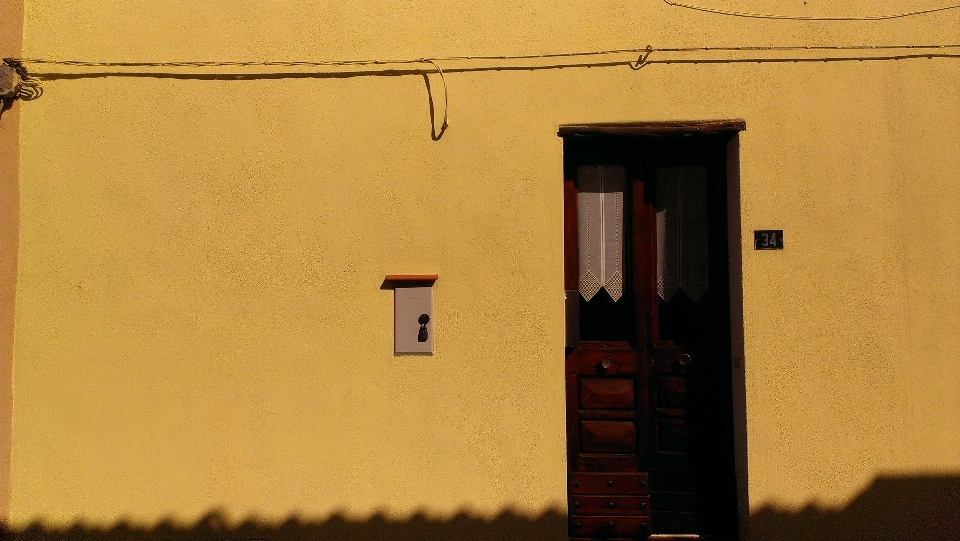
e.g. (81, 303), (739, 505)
(577, 165), (625, 302)
(656, 166), (708, 302)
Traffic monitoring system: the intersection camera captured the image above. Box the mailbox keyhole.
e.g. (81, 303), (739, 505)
(418, 314), (430, 342)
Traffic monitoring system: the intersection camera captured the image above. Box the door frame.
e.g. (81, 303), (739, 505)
(559, 120), (749, 541)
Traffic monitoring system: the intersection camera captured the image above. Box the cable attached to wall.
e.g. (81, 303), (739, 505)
(662, 0), (960, 21)
(14, 44), (960, 71)
(1, 59), (44, 101)
(8, 43), (960, 137)
(423, 59), (449, 140)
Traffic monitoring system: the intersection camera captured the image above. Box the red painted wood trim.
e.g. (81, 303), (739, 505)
(633, 184), (658, 348)
(384, 274), (438, 283)
(565, 348), (581, 473)
(632, 184), (654, 468)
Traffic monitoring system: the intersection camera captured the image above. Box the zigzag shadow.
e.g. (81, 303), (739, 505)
(3, 474), (957, 541)
(750, 474), (960, 541)
(5, 509), (568, 541)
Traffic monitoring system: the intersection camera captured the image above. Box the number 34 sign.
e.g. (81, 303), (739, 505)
(754, 230), (784, 250)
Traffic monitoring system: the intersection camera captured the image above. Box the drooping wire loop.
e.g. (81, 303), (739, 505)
(662, 0), (960, 20)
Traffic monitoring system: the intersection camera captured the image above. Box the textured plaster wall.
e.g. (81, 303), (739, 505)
(9, 0), (960, 529)
(0, 0), (24, 523)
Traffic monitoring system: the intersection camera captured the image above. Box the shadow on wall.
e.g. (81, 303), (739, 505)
(2, 475), (957, 541)
(4, 509), (568, 541)
(751, 474), (960, 541)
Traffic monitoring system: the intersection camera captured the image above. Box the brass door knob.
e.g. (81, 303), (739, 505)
(679, 353), (692, 366)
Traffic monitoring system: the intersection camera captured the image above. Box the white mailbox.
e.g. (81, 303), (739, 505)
(387, 275), (437, 355)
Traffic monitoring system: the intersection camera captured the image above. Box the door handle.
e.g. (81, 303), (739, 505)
(597, 357), (617, 374)
(679, 353), (692, 366)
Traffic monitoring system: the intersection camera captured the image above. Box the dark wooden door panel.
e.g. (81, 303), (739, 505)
(656, 419), (689, 452)
(581, 421), (637, 453)
(570, 472), (649, 494)
(580, 378), (635, 409)
(652, 511), (698, 533)
(650, 469), (697, 492)
(564, 137), (740, 538)
(649, 339), (699, 530)
(655, 377), (687, 409)
(570, 495), (650, 515)
(569, 539), (639, 541)
(566, 341), (649, 477)
(569, 515), (651, 538)
(651, 492), (697, 512)
(656, 452), (691, 470)
(577, 454), (640, 472)
(575, 349), (637, 376)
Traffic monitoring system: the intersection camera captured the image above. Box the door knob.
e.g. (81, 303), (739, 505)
(597, 357), (615, 374)
(679, 353), (692, 366)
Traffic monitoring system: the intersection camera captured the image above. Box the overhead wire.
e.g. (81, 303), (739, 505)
(12, 51), (647, 69)
(662, 0), (960, 21)
(633, 52), (960, 68)
(12, 44), (960, 70)
(10, 44), (960, 139)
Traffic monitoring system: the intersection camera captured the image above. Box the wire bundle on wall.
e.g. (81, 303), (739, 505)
(7, 43), (960, 138)
(1, 59), (43, 101)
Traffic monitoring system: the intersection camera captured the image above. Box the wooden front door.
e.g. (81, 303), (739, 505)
(563, 130), (740, 540)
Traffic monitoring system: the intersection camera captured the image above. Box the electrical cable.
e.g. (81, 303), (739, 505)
(12, 44), (960, 70)
(13, 52), (644, 68)
(10, 44), (960, 140)
(422, 59), (449, 140)
(638, 52), (960, 66)
(654, 43), (960, 52)
(662, 0), (960, 21)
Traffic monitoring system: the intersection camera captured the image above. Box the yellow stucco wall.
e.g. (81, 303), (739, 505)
(0, 0), (23, 522)
(7, 0), (960, 531)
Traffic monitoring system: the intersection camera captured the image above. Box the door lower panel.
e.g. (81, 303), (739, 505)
(569, 515), (652, 538)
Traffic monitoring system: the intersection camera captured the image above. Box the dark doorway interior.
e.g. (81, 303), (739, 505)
(563, 131), (739, 538)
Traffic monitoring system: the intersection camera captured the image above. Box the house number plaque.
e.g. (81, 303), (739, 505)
(754, 230), (784, 250)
